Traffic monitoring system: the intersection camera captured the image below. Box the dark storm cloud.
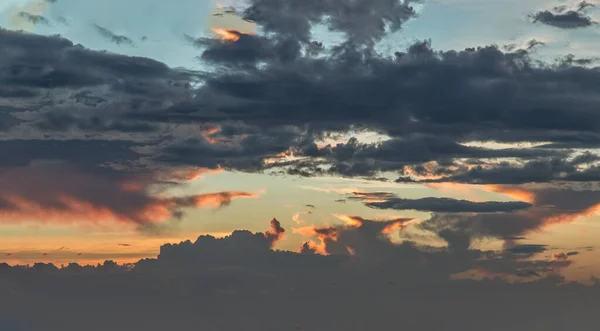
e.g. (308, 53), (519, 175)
(147, 124), (305, 170)
(0, 29), (193, 134)
(289, 136), (564, 177)
(93, 24), (136, 47)
(5, 9), (600, 182)
(0, 28), (197, 159)
(186, 40), (600, 140)
(141, 36), (600, 180)
(0, 139), (140, 173)
(0, 29), (188, 89)
(350, 191), (532, 213)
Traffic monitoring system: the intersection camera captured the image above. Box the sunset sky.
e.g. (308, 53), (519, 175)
(2, 0), (600, 330)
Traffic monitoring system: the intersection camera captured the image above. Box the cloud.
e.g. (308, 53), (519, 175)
(14, 12), (50, 27)
(350, 191), (533, 213)
(5, 24), (600, 188)
(292, 211), (311, 224)
(8, 0), (54, 32)
(0, 28), (193, 137)
(93, 24), (136, 47)
(0, 160), (259, 228)
(505, 244), (548, 255)
(294, 215), (414, 257)
(400, 152), (600, 185)
(420, 185), (600, 248)
(264, 217), (285, 244)
(242, 0), (419, 45)
(530, 1), (596, 29)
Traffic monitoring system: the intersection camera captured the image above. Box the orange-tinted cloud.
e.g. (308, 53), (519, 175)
(0, 161), (259, 228)
(208, 2), (257, 41)
(292, 211), (311, 224)
(484, 185), (536, 204)
(294, 216), (412, 256)
(487, 185), (600, 227)
(425, 185), (600, 244)
(211, 28), (244, 42)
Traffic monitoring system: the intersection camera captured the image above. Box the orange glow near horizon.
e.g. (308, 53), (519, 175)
(0, 231), (233, 267)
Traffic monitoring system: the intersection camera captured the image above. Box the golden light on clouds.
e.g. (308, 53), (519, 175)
(9, 0), (51, 32)
(484, 185), (536, 204)
(211, 28), (242, 42)
(207, 2), (256, 40)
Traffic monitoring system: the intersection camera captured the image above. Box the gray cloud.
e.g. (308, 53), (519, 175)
(420, 185), (600, 249)
(15, 12), (51, 27)
(93, 24), (136, 47)
(530, 2), (596, 29)
(506, 244), (548, 255)
(401, 152), (600, 185)
(350, 191), (532, 213)
(5, 21), (600, 186)
(242, 0), (419, 45)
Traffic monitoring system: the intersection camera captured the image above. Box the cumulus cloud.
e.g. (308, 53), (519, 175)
(294, 215), (414, 256)
(0, 218), (597, 331)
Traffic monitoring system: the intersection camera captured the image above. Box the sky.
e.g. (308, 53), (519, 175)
(2, 0), (600, 330)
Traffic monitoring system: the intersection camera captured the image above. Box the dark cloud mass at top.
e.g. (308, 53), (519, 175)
(1, 0), (600, 232)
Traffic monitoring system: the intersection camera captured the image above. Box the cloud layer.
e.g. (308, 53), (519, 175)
(0, 219), (596, 331)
